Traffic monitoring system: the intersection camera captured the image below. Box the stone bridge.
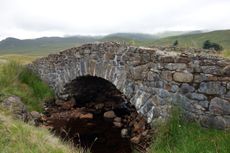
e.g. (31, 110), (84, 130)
(29, 42), (230, 129)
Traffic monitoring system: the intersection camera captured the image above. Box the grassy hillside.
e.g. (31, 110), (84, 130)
(151, 30), (230, 50)
(0, 61), (53, 112)
(150, 109), (230, 153)
(0, 60), (88, 153)
(0, 112), (84, 153)
(0, 33), (156, 55)
(0, 36), (98, 55)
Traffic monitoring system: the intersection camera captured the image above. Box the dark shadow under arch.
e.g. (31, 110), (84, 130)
(43, 75), (151, 153)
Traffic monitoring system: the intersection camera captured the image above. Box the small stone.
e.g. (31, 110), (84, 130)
(95, 103), (104, 109)
(159, 56), (174, 63)
(80, 113), (93, 119)
(113, 122), (123, 128)
(198, 101), (209, 109)
(161, 71), (173, 81)
(55, 99), (63, 105)
(114, 117), (122, 122)
(121, 128), (128, 138)
(170, 85), (179, 93)
(164, 63), (186, 71)
(180, 83), (195, 94)
(130, 135), (141, 144)
(104, 111), (116, 119)
(227, 83), (230, 90)
(30, 111), (41, 119)
(133, 119), (145, 132)
(222, 65), (230, 76)
(142, 130), (149, 136)
(173, 72), (193, 83)
(186, 93), (207, 101)
(194, 104), (205, 111)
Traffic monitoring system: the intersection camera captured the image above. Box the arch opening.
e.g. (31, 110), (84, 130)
(42, 76), (151, 153)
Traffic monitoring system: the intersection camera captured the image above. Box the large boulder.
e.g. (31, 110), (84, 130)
(209, 97), (230, 115)
(1, 96), (30, 122)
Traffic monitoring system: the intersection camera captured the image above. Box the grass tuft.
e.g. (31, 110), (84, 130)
(222, 50), (230, 58)
(149, 108), (230, 153)
(19, 67), (54, 100)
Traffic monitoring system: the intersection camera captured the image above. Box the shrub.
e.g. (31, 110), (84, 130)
(173, 40), (178, 47)
(203, 40), (223, 51)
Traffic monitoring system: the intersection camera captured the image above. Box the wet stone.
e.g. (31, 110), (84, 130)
(130, 135), (141, 144)
(104, 111), (116, 119)
(80, 113), (93, 119)
(41, 83), (151, 153)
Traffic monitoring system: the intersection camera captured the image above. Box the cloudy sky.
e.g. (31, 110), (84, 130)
(0, 0), (230, 40)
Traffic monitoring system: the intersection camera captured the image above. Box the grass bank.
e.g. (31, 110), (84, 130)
(0, 112), (84, 153)
(149, 109), (230, 153)
(0, 61), (54, 112)
(0, 61), (89, 153)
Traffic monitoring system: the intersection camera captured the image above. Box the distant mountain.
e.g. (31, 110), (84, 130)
(155, 30), (204, 38)
(151, 30), (230, 50)
(0, 33), (158, 55)
(0, 36), (98, 55)
(102, 33), (158, 41)
(0, 30), (229, 55)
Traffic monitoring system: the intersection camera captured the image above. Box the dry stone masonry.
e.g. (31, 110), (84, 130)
(29, 42), (230, 130)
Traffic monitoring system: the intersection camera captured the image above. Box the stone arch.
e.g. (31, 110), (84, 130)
(41, 73), (151, 153)
(30, 42), (129, 100)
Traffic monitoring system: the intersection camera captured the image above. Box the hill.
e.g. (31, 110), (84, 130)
(0, 36), (98, 55)
(155, 30), (203, 38)
(102, 33), (157, 41)
(151, 30), (230, 50)
(0, 33), (158, 55)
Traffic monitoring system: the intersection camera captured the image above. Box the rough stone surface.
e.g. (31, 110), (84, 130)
(209, 97), (230, 115)
(198, 82), (226, 95)
(173, 72), (193, 83)
(29, 42), (230, 130)
(1, 96), (30, 122)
